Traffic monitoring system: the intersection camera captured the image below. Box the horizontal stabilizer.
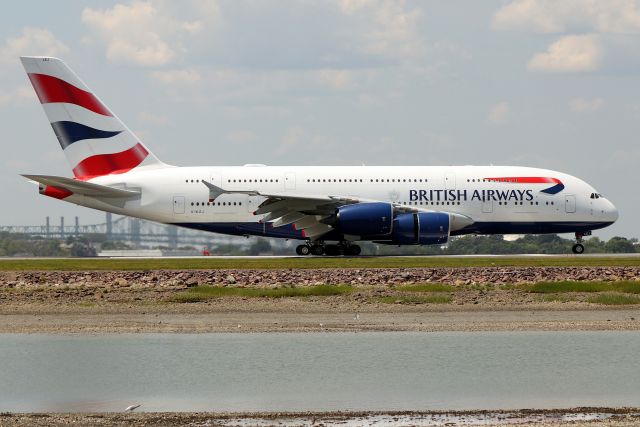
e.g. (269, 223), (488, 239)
(22, 174), (140, 198)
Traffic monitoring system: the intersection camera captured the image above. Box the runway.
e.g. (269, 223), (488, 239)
(2, 253), (639, 261)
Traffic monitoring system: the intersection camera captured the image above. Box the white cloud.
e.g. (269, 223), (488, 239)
(276, 127), (305, 156)
(138, 111), (170, 125)
(150, 68), (201, 85)
(569, 97), (604, 113)
(226, 130), (256, 143)
(336, 0), (425, 60)
(527, 34), (602, 72)
(0, 85), (37, 108)
(493, 0), (640, 34)
(487, 102), (510, 125)
(317, 69), (352, 89)
(81, 1), (219, 67)
(0, 27), (69, 64)
(336, 0), (372, 15)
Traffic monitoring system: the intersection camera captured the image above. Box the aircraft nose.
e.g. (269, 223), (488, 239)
(605, 199), (619, 223)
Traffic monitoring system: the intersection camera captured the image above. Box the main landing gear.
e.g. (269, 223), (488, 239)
(295, 241), (362, 256)
(572, 232), (587, 254)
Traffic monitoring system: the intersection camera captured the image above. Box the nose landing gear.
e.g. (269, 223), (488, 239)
(572, 231), (590, 254)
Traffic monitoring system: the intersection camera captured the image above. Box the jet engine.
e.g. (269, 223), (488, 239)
(335, 202), (393, 236)
(392, 212), (450, 245)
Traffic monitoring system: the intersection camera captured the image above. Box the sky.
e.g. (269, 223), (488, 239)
(0, 0), (638, 240)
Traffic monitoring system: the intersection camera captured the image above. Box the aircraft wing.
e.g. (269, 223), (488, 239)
(202, 180), (361, 238)
(202, 180), (473, 240)
(22, 174), (141, 198)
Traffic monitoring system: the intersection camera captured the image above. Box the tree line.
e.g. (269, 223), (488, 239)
(0, 231), (636, 257)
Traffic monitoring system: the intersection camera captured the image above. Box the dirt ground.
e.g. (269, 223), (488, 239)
(1, 306), (640, 333)
(1, 267), (640, 333)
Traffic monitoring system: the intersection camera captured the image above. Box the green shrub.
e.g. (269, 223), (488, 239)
(587, 294), (640, 305)
(527, 281), (640, 294)
(171, 284), (352, 302)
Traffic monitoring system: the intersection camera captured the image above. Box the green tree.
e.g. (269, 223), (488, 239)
(247, 238), (272, 255)
(604, 236), (636, 253)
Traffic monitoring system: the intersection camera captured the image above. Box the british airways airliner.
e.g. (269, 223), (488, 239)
(20, 57), (618, 255)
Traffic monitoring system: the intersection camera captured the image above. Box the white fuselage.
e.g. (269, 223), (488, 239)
(61, 165), (618, 241)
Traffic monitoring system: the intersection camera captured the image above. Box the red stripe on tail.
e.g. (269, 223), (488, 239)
(72, 143), (148, 179)
(27, 73), (112, 116)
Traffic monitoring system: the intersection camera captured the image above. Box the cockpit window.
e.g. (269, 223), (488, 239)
(590, 193), (603, 199)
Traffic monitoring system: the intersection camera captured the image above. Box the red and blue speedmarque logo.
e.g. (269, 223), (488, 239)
(484, 177), (565, 195)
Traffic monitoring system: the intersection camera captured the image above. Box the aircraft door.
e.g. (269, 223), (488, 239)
(285, 171), (296, 190)
(209, 173), (222, 188)
(444, 171), (456, 190)
(246, 196), (256, 213)
(565, 195), (576, 213)
(173, 195), (185, 214)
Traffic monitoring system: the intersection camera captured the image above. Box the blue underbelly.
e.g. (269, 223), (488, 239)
(171, 221), (614, 241)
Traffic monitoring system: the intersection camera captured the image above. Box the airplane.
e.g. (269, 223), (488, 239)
(19, 56), (618, 256)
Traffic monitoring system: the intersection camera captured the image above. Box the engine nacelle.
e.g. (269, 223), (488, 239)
(392, 212), (450, 245)
(336, 202), (393, 236)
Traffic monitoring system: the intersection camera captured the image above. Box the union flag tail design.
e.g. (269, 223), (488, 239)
(21, 56), (165, 180)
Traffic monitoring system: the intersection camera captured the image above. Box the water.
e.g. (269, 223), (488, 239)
(0, 331), (639, 412)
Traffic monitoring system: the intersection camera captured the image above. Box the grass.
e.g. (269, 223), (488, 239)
(526, 280), (640, 294)
(0, 256), (639, 271)
(171, 284), (352, 303)
(77, 301), (97, 307)
(525, 280), (640, 305)
(396, 283), (455, 292)
(379, 295), (452, 304)
(587, 294), (640, 305)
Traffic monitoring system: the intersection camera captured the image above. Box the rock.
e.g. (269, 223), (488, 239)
(114, 278), (127, 286)
(226, 275), (237, 285)
(185, 277), (199, 287)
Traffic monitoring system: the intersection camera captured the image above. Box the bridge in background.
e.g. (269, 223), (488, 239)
(0, 213), (252, 248)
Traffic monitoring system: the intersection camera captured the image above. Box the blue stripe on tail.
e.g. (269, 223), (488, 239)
(50, 121), (122, 149)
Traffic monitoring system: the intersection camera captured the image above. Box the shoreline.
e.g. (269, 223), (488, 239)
(1, 308), (639, 333)
(1, 408), (639, 427)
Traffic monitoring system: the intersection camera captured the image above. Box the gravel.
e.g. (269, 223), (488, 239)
(2, 266), (639, 289)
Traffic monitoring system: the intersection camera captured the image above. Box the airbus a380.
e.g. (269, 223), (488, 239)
(20, 56), (618, 255)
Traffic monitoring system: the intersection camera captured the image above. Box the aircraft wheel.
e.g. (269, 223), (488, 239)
(311, 245), (325, 256)
(296, 244), (311, 256)
(572, 243), (585, 254)
(324, 245), (338, 256)
(348, 245), (362, 256)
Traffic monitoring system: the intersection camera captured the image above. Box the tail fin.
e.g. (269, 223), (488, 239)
(20, 56), (166, 180)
